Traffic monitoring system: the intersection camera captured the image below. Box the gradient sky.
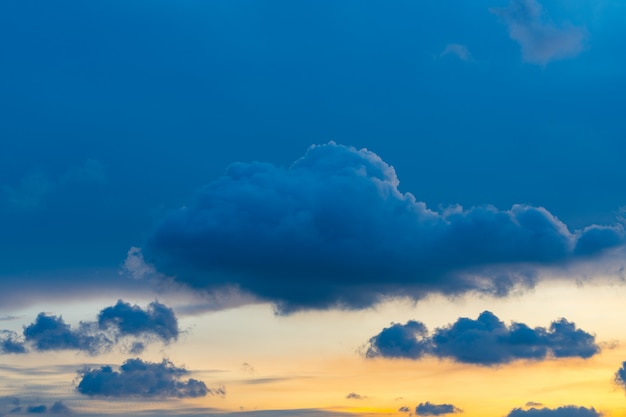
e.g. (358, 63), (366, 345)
(2, 1), (626, 416)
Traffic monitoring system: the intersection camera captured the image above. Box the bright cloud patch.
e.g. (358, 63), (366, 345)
(76, 358), (212, 398)
(147, 142), (624, 313)
(365, 311), (598, 365)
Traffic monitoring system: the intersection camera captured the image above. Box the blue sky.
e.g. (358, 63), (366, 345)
(1, 1), (626, 416)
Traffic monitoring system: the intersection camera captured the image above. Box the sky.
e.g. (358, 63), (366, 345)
(1, 0), (626, 416)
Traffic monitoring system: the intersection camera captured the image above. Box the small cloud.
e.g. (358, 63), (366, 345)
(439, 44), (472, 61)
(23, 313), (111, 354)
(49, 401), (72, 414)
(27, 405), (47, 414)
(0, 330), (27, 354)
(506, 406), (600, 417)
(346, 392), (366, 400)
(2, 173), (53, 209)
(526, 402), (543, 407)
(399, 407), (411, 413)
(416, 402), (462, 416)
(491, 0), (587, 65)
(97, 299), (179, 343)
(121, 247), (158, 280)
(614, 361), (626, 391)
(241, 362), (255, 375)
(76, 358), (212, 399)
(365, 311), (599, 365)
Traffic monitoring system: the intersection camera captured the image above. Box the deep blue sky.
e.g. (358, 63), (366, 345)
(1, 0), (625, 294)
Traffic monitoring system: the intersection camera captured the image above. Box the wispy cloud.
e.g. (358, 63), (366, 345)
(491, 0), (587, 65)
(439, 44), (472, 61)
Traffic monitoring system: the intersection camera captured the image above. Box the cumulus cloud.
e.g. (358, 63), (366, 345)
(415, 402), (461, 416)
(439, 44), (472, 61)
(614, 361), (626, 390)
(76, 358), (213, 398)
(365, 311), (599, 365)
(146, 143), (624, 313)
(0, 300), (178, 355)
(506, 406), (600, 417)
(23, 313), (111, 354)
(491, 0), (587, 65)
(97, 300), (179, 343)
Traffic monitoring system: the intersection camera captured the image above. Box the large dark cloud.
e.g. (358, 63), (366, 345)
(146, 143), (624, 313)
(365, 311), (599, 365)
(506, 406), (600, 417)
(415, 402), (461, 416)
(1, 300), (179, 355)
(97, 300), (178, 343)
(76, 358), (213, 398)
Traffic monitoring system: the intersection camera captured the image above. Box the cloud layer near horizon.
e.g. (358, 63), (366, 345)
(365, 311), (598, 365)
(147, 142), (624, 313)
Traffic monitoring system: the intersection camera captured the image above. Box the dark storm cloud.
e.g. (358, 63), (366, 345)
(492, 0), (586, 64)
(365, 311), (599, 365)
(76, 358), (211, 398)
(0, 300), (179, 355)
(97, 300), (178, 343)
(415, 402), (461, 416)
(147, 143), (625, 313)
(506, 406), (600, 417)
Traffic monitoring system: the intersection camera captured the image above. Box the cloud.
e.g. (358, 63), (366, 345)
(1, 300), (179, 355)
(439, 44), (472, 61)
(146, 143), (624, 313)
(97, 300), (179, 343)
(0, 330), (27, 354)
(614, 361), (626, 390)
(76, 358), (213, 398)
(416, 402), (461, 416)
(49, 401), (72, 414)
(491, 0), (587, 65)
(526, 402), (543, 407)
(399, 407), (411, 413)
(27, 405), (47, 414)
(122, 247), (159, 280)
(346, 392), (366, 400)
(23, 313), (111, 354)
(506, 406), (600, 417)
(365, 311), (599, 365)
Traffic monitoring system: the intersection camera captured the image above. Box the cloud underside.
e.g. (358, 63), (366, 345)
(365, 311), (598, 365)
(76, 358), (215, 398)
(147, 142), (623, 313)
(493, 0), (586, 64)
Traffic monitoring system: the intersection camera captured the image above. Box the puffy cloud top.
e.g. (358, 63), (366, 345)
(98, 300), (178, 343)
(416, 402), (461, 416)
(147, 143), (624, 313)
(366, 311), (599, 365)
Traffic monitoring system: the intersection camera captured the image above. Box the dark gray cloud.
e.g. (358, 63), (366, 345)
(365, 311), (598, 365)
(415, 402), (461, 416)
(492, 0), (586, 65)
(146, 143), (624, 313)
(399, 407), (411, 413)
(1, 300), (179, 356)
(97, 300), (178, 343)
(506, 406), (600, 417)
(49, 401), (72, 414)
(346, 392), (365, 400)
(76, 358), (212, 398)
